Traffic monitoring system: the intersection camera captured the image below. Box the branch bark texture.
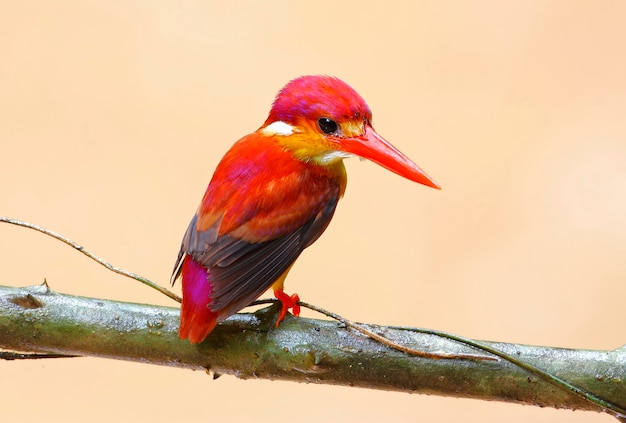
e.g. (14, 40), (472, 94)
(1, 284), (624, 416)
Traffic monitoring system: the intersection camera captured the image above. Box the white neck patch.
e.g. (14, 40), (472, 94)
(262, 121), (295, 136)
(318, 150), (355, 164)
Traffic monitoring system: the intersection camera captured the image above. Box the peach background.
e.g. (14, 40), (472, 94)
(2, 2), (625, 422)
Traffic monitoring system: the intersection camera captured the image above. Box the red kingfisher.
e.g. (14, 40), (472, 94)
(171, 75), (440, 343)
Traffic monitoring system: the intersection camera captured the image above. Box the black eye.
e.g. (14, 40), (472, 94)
(318, 117), (338, 135)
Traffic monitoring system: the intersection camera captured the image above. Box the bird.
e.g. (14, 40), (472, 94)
(171, 75), (440, 343)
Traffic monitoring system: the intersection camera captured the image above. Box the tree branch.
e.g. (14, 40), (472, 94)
(1, 283), (624, 418)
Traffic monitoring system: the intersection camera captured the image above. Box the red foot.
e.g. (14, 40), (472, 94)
(273, 288), (300, 327)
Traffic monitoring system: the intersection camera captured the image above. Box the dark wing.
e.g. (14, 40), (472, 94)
(172, 195), (339, 318)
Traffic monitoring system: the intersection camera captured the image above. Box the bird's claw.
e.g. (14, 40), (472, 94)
(273, 289), (300, 327)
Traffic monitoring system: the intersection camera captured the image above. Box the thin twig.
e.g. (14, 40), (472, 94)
(300, 301), (496, 361)
(250, 299), (495, 360)
(248, 299), (498, 361)
(0, 217), (181, 303)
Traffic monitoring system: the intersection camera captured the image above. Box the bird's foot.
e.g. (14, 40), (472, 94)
(273, 288), (300, 327)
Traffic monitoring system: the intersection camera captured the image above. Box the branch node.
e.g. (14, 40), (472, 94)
(10, 293), (43, 309)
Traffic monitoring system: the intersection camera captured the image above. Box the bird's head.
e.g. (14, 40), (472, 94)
(261, 75), (440, 189)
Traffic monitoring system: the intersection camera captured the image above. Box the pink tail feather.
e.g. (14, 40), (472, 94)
(179, 256), (218, 343)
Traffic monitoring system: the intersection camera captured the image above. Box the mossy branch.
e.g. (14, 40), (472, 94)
(1, 283), (624, 418)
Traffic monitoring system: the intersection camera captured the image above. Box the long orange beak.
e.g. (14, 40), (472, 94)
(337, 126), (441, 189)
